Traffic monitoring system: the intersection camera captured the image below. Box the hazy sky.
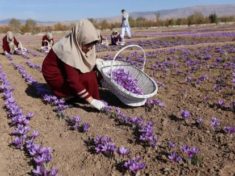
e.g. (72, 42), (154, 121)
(0, 0), (234, 21)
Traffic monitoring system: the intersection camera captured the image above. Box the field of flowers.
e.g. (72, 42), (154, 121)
(0, 24), (234, 176)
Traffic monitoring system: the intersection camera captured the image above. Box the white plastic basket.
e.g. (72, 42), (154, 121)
(96, 45), (158, 107)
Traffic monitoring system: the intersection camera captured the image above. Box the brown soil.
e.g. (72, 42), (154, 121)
(0, 25), (234, 176)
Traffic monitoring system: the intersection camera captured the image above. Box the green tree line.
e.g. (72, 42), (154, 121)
(0, 12), (234, 33)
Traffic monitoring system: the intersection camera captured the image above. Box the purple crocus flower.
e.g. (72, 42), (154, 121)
(196, 117), (203, 126)
(117, 146), (129, 156)
(93, 136), (116, 156)
(217, 99), (225, 106)
(145, 99), (165, 108)
(138, 121), (157, 147)
(216, 57), (223, 63)
(80, 123), (90, 132)
(32, 165), (45, 175)
(12, 124), (30, 136)
(168, 152), (182, 163)
(27, 143), (41, 157)
(211, 117), (220, 129)
(181, 145), (199, 158)
(11, 136), (25, 149)
(168, 141), (176, 148)
(49, 168), (58, 176)
(181, 110), (190, 120)
(223, 126), (235, 134)
(123, 157), (145, 174)
(34, 155), (45, 165)
(68, 116), (81, 130)
(32, 165), (58, 176)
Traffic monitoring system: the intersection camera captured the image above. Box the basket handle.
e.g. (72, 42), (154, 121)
(110, 44), (146, 81)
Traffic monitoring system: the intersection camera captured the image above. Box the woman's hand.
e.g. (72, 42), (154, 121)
(86, 96), (105, 110)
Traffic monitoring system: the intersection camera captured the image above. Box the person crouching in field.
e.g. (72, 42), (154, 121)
(111, 30), (122, 45)
(42, 19), (106, 111)
(41, 32), (54, 53)
(2, 31), (24, 55)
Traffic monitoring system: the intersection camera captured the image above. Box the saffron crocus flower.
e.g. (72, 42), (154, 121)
(27, 143), (41, 157)
(80, 123), (90, 132)
(32, 165), (45, 175)
(168, 141), (176, 148)
(93, 136), (116, 156)
(211, 117), (220, 129)
(217, 99), (225, 106)
(129, 116), (144, 127)
(31, 131), (39, 138)
(168, 152), (182, 163)
(11, 136), (25, 149)
(195, 117), (203, 126)
(32, 165), (58, 176)
(145, 99), (165, 108)
(123, 157), (145, 174)
(223, 126), (235, 134)
(11, 124), (30, 136)
(181, 145), (199, 158)
(68, 116), (81, 130)
(138, 121), (157, 147)
(49, 168), (58, 176)
(117, 146), (129, 156)
(26, 61), (42, 71)
(216, 57), (223, 63)
(181, 110), (190, 120)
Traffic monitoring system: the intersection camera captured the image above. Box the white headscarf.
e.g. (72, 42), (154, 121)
(7, 31), (14, 43)
(6, 31), (16, 53)
(52, 19), (100, 73)
(47, 32), (53, 40)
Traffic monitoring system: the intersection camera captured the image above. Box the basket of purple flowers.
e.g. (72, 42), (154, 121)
(96, 45), (158, 107)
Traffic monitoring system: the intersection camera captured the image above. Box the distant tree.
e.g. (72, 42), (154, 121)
(135, 17), (146, 27)
(43, 25), (53, 33)
(176, 18), (183, 25)
(0, 25), (10, 33)
(219, 16), (235, 23)
(128, 16), (135, 27)
(187, 11), (205, 26)
(21, 19), (38, 34)
(100, 20), (109, 29)
(209, 13), (219, 24)
(165, 18), (176, 26)
(154, 13), (160, 22)
(8, 18), (21, 32)
(53, 23), (68, 31)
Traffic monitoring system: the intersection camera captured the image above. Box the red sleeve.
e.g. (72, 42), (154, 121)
(2, 36), (10, 53)
(42, 35), (47, 46)
(63, 63), (91, 99)
(13, 37), (19, 47)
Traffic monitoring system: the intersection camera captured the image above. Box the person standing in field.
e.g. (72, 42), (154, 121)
(120, 9), (131, 45)
(42, 19), (106, 111)
(2, 31), (24, 55)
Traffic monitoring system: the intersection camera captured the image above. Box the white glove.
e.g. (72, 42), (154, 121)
(90, 99), (106, 110)
(4, 51), (9, 55)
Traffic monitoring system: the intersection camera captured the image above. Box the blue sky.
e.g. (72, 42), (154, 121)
(0, 0), (234, 21)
